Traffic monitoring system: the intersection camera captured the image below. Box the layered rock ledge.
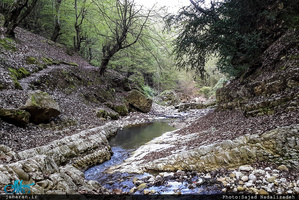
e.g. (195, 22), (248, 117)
(0, 115), (157, 194)
(109, 124), (299, 174)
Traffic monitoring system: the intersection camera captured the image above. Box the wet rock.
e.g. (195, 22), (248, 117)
(137, 183), (147, 191)
(132, 177), (138, 185)
(21, 90), (60, 124)
(143, 189), (150, 195)
(0, 108), (30, 126)
(126, 90), (152, 113)
(129, 187), (136, 194)
(113, 189), (122, 194)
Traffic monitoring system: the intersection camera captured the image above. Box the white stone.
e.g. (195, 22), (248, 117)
(254, 169), (266, 175)
(241, 176), (249, 182)
(239, 165), (253, 171)
(273, 173), (280, 178)
(287, 190), (293, 194)
(249, 174), (257, 182)
(280, 178), (287, 183)
(265, 167), (271, 171)
(273, 169), (279, 173)
(294, 187), (299, 193)
(234, 171), (243, 179)
(245, 181), (253, 187)
(204, 173), (211, 179)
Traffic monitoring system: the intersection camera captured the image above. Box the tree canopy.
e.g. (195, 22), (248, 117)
(166, 0), (299, 78)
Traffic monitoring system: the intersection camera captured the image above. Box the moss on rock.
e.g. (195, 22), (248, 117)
(96, 107), (119, 120)
(0, 38), (17, 51)
(0, 108), (30, 126)
(113, 104), (129, 116)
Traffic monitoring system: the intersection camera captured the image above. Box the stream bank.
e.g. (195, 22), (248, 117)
(0, 104), (212, 194)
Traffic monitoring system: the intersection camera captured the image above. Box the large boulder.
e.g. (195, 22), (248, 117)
(157, 90), (180, 106)
(126, 90), (152, 113)
(96, 107), (119, 120)
(21, 90), (60, 124)
(0, 108), (30, 126)
(113, 103), (129, 116)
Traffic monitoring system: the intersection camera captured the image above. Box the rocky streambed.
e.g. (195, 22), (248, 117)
(0, 104), (298, 196)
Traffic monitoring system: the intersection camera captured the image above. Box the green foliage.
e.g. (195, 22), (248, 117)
(0, 37), (17, 51)
(129, 70), (145, 88)
(42, 57), (53, 65)
(142, 85), (155, 97)
(199, 86), (212, 98)
(25, 57), (39, 65)
(166, 0), (299, 78)
(8, 67), (30, 79)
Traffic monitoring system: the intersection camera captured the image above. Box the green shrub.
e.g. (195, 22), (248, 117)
(142, 85), (155, 97)
(199, 86), (212, 98)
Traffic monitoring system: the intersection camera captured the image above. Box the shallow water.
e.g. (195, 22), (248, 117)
(109, 122), (176, 149)
(84, 121), (222, 194)
(84, 122), (176, 192)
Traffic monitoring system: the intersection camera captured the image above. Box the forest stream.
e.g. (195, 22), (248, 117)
(84, 121), (222, 195)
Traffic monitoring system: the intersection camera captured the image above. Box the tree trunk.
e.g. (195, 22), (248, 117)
(51, 0), (62, 42)
(99, 44), (120, 76)
(4, 0), (39, 38)
(99, 58), (110, 75)
(51, 23), (61, 42)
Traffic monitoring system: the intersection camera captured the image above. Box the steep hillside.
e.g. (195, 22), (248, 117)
(217, 30), (299, 117)
(0, 25), (151, 152)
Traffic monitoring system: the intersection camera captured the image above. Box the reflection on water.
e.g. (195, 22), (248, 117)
(109, 122), (176, 150)
(84, 122), (176, 191)
(85, 122), (222, 194)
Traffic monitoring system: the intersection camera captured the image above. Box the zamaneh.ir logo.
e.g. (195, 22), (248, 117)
(4, 180), (35, 194)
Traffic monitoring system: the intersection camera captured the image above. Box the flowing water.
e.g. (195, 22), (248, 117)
(84, 121), (222, 195)
(84, 122), (176, 192)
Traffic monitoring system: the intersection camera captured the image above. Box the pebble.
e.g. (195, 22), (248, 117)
(239, 165), (253, 171)
(294, 187), (299, 193)
(129, 187), (136, 194)
(265, 167), (271, 171)
(132, 177), (138, 184)
(277, 165), (289, 171)
(229, 173), (235, 178)
(267, 176), (276, 183)
(137, 183), (147, 191)
(241, 176), (249, 182)
(143, 189), (150, 195)
(259, 189), (269, 195)
(254, 169), (266, 175)
(280, 178), (287, 183)
(234, 171), (243, 179)
(237, 186), (245, 191)
(245, 181), (253, 187)
(249, 174), (257, 182)
(204, 173), (211, 179)
(112, 189), (122, 194)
